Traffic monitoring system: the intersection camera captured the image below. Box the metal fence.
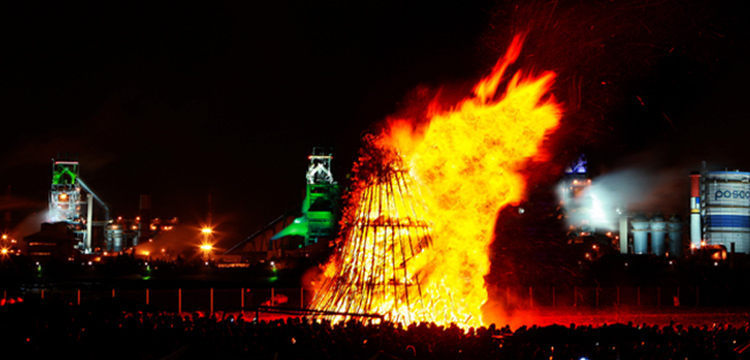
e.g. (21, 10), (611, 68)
(2, 285), (746, 313)
(3, 287), (308, 314)
(492, 285), (743, 308)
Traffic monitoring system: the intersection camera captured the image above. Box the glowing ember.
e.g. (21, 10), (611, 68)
(310, 34), (562, 328)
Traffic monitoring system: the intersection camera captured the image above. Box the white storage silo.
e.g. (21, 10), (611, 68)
(650, 213), (667, 256)
(668, 215), (683, 258)
(632, 213), (650, 254)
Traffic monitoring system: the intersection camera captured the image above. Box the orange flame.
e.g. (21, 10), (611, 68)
(311, 34), (562, 328)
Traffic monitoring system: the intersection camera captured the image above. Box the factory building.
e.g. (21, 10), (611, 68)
(21, 154), (179, 259)
(616, 169), (750, 257)
(47, 155), (110, 253)
(104, 215), (179, 253)
(558, 154), (688, 258)
(224, 147), (342, 263)
(559, 155), (595, 237)
(691, 170), (750, 254)
(23, 222), (77, 261)
(270, 147), (341, 245)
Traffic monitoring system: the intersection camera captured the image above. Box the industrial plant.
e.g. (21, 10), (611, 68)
(559, 156), (750, 263)
(16, 154), (179, 262)
(4, 148), (750, 271)
(222, 147), (341, 263)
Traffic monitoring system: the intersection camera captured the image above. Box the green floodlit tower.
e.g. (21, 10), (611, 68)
(271, 147), (341, 246)
(47, 155), (110, 253)
(48, 156), (86, 245)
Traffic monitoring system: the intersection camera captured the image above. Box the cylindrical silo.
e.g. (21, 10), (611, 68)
(631, 213), (650, 254)
(704, 171), (750, 254)
(106, 223), (125, 252)
(650, 213), (667, 256)
(668, 214), (684, 258)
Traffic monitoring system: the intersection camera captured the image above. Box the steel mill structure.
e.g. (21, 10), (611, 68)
(309, 149), (438, 325)
(224, 147), (342, 263)
(559, 155), (595, 237)
(24, 154), (177, 261)
(615, 168), (750, 257)
(692, 170), (750, 254)
(271, 147), (341, 247)
(47, 155), (110, 254)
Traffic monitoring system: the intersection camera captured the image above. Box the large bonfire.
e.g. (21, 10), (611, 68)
(310, 35), (563, 328)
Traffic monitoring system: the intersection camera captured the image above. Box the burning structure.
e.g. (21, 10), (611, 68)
(310, 145), (435, 325)
(309, 35), (562, 327)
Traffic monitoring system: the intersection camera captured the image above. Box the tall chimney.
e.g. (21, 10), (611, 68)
(139, 194), (152, 244)
(690, 173), (701, 251)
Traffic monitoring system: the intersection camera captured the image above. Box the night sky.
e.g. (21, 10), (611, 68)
(2, 0), (750, 248)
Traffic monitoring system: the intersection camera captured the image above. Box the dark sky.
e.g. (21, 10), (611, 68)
(2, 0), (750, 246)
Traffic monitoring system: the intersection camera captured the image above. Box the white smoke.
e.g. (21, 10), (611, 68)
(10, 209), (50, 241)
(559, 164), (690, 233)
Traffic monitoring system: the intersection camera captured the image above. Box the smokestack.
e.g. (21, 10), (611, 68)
(139, 194), (151, 244)
(690, 173), (701, 250)
(4, 185), (10, 234)
(619, 215), (629, 254)
(86, 193), (93, 253)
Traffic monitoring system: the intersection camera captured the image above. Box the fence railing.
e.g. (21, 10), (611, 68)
(491, 285), (745, 308)
(2, 285), (746, 313)
(3, 287), (308, 315)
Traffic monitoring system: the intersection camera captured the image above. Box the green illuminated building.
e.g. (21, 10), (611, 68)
(272, 147), (340, 246)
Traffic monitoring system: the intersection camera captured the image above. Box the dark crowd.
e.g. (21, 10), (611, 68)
(2, 298), (750, 359)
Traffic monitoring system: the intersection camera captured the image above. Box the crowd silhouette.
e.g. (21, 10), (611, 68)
(3, 298), (750, 359)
